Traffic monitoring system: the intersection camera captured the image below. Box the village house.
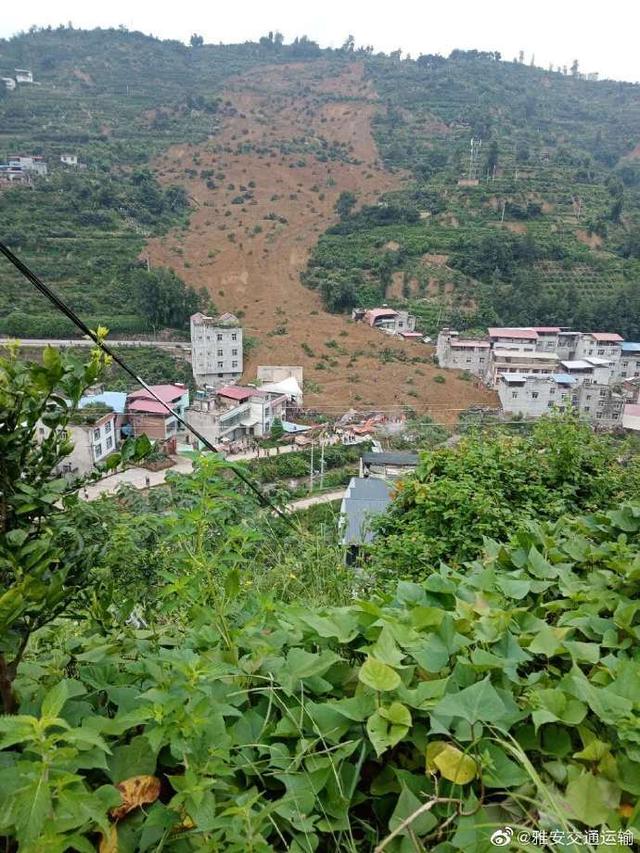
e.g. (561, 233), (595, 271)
(360, 451), (419, 479)
(186, 385), (287, 449)
(623, 404), (640, 432)
(435, 331), (490, 374)
(1, 77), (16, 91)
(38, 403), (119, 478)
(14, 69), (34, 83)
(615, 343), (640, 381)
(497, 373), (624, 427)
(7, 155), (48, 176)
(126, 384), (190, 440)
(190, 312), (243, 388)
(60, 154), (78, 166)
(352, 306), (417, 335)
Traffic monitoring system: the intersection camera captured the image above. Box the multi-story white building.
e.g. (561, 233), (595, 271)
(435, 331), (490, 375)
(39, 406), (119, 478)
(190, 312), (243, 388)
(615, 343), (640, 381)
(498, 373), (624, 427)
(186, 385), (287, 449)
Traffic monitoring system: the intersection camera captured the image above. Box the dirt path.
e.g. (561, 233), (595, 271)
(146, 61), (497, 423)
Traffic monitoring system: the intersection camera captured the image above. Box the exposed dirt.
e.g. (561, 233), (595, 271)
(576, 228), (603, 249)
(146, 61), (497, 423)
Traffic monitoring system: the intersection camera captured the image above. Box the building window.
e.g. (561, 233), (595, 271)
(232, 348), (238, 356)
(217, 361), (223, 369)
(38, 427), (45, 436)
(217, 349), (223, 357)
(94, 443), (102, 458)
(217, 334), (222, 341)
(612, 413), (619, 420)
(586, 394), (592, 400)
(600, 389), (607, 397)
(466, 357), (472, 364)
(549, 388), (555, 395)
(596, 413), (603, 419)
(105, 420), (112, 433)
(547, 401), (554, 408)
(106, 436), (113, 450)
(622, 361), (629, 368)
(597, 348), (605, 355)
(231, 333), (237, 341)
(531, 392), (539, 399)
(511, 391), (518, 398)
(93, 428), (100, 441)
(232, 361), (238, 368)
(583, 406), (590, 412)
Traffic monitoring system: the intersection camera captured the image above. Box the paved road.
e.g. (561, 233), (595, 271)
(81, 444), (298, 501)
(287, 490), (344, 511)
(0, 338), (191, 351)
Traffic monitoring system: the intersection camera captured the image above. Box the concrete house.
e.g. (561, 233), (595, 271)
(186, 386), (287, 449)
(615, 343), (640, 381)
(60, 154), (79, 166)
(8, 155), (48, 176)
(126, 384), (189, 440)
(353, 307), (416, 335)
(498, 373), (623, 427)
(498, 374), (577, 417)
(39, 405), (118, 478)
(1, 77), (16, 91)
(14, 69), (33, 83)
(190, 312), (243, 388)
(360, 451), (419, 479)
(436, 331), (490, 375)
(574, 332), (623, 363)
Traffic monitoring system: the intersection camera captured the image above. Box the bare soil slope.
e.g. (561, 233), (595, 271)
(146, 61), (497, 422)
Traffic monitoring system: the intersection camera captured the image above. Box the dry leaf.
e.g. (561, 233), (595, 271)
(110, 774), (161, 821)
(619, 803), (634, 818)
(99, 824), (118, 853)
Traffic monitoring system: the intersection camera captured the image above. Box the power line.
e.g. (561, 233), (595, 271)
(0, 241), (296, 528)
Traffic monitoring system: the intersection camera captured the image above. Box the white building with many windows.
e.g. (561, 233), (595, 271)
(190, 312), (243, 388)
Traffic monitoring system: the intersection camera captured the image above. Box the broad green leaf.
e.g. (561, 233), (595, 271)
(366, 710), (409, 756)
(528, 624), (568, 657)
(564, 772), (620, 827)
(379, 702), (412, 728)
(389, 786), (437, 836)
(432, 677), (505, 724)
(531, 688), (587, 730)
(359, 658), (401, 692)
(41, 680), (70, 720)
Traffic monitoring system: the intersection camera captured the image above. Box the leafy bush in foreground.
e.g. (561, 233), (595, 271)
(3, 503), (640, 850)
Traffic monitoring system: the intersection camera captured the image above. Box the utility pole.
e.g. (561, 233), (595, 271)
(309, 443), (314, 493)
(319, 436), (325, 489)
(501, 200), (506, 223)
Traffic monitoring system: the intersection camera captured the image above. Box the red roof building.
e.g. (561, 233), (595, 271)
(126, 384), (190, 440)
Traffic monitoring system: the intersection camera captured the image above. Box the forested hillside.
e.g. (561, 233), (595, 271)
(305, 52), (640, 335)
(2, 28), (640, 391)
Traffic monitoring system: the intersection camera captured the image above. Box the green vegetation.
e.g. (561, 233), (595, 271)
(4, 348), (640, 848)
(304, 51), (640, 335)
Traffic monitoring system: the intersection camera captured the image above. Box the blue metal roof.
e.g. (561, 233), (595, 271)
(621, 343), (640, 353)
(552, 374), (577, 384)
(340, 477), (392, 546)
(79, 391), (127, 414)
